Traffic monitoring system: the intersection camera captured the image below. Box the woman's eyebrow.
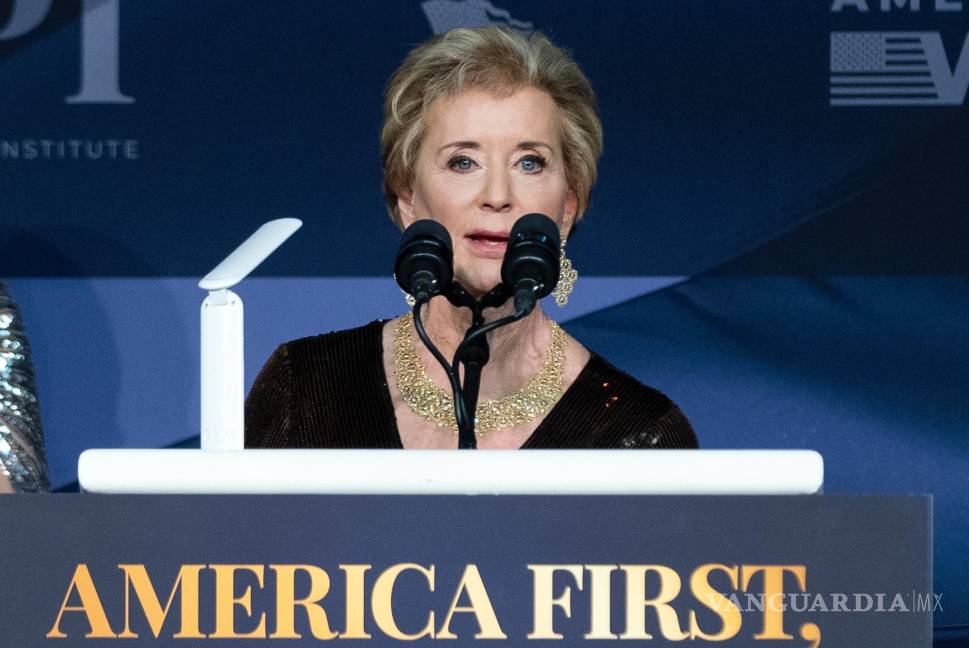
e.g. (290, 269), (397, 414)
(437, 140), (554, 153)
(517, 141), (553, 152)
(438, 140), (479, 153)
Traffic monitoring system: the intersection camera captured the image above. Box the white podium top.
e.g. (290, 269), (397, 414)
(78, 449), (823, 495)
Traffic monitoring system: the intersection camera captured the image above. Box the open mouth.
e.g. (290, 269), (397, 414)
(466, 231), (510, 258)
(467, 232), (509, 244)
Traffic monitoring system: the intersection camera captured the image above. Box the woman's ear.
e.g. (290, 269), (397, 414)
(563, 188), (579, 238)
(397, 187), (417, 229)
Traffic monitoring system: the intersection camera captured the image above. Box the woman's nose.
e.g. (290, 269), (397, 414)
(479, 167), (513, 213)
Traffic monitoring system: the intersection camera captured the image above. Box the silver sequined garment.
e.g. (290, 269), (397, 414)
(0, 281), (49, 492)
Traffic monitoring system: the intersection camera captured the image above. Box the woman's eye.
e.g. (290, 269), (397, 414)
(448, 156), (476, 172)
(518, 155), (547, 173)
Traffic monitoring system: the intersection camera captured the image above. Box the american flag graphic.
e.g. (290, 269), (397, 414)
(830, 32), (941, 106)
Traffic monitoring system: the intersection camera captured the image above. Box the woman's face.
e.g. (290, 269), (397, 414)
(397, 85), (578, 297)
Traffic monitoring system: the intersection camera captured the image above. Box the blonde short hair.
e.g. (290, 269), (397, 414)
(381, 27), (603, 228)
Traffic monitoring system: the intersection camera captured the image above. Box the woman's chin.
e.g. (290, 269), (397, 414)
(453, 268), (502, 298)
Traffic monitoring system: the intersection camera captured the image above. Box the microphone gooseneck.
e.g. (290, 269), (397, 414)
(396, 214), (565, 449)
(410, 299), (474, 447)
(394, 219), (477, 447)
(394, 219), (454, 303)
(451, 213), (563, 391)
(500, 213), (561, 316)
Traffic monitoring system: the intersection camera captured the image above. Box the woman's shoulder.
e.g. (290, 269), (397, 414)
(280, 319), (386, 363)
(245, 320), (397, 448)
(582, 353), (677, 411)
(537, 351), (698, 449)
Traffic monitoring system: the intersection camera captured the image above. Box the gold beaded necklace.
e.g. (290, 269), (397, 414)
(394, 311), (566, 436)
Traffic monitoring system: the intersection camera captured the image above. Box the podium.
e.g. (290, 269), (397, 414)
(76, 449), (824, 494)
(0, 451), (932, 646)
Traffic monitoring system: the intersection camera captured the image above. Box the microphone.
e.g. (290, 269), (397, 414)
(394, 219), (454, 303)
(501, 214), (561, 315)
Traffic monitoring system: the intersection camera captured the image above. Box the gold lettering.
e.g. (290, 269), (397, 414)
(340, 564), (372, 639)
(210, 564), (267, 638)
(741, 565), (807, 640)
(436, 564), (506, 639)
(584, 565), (618, 640)
(619, 564), (688, 641)
(46, 564), (117, 639)
(688, 564), (742, 640)
(527, 564), (583, 639)
(269, 565), (338, 639)
(800, 620), (822, 648)
(117, 564), (204, 639)
(371, 563), (435, 640)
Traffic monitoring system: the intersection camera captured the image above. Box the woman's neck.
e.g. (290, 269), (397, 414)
(414, 297), (553, 400)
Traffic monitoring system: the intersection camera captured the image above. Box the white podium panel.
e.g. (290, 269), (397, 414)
(78, 449), (824, 495)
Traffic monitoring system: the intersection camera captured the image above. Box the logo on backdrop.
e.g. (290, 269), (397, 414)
(421, 0), (533, 35)
(830, 1), (969, 106)
(0, 0), (137, 161)
(0, 0), (133, 104)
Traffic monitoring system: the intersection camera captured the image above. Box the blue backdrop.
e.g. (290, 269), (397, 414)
(2, 0), (967, 632)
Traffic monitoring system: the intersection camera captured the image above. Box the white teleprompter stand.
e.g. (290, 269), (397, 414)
(198, 218), (302, 450)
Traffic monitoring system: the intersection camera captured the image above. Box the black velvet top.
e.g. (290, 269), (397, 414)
(245, 320), (698, 449)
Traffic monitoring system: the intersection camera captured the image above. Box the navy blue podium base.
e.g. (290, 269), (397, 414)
(0, 494), (931, 646)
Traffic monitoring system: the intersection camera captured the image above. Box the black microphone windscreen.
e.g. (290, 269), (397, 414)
(400, 218), (453, 253)
(395, 219), (454, 299)
(501, 213), (561, 301)
(510, 213), (560, 248)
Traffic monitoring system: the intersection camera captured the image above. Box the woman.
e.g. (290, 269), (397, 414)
(0, 281), (50, 492)
(245, 27), (697, 450)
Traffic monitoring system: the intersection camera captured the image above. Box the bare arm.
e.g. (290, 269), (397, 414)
(0, 472), (12, 494)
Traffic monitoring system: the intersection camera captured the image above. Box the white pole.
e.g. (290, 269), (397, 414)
(200, 288), (244, 450)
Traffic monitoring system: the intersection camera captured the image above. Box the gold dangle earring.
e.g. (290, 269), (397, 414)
(552, 238), (578, 307)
